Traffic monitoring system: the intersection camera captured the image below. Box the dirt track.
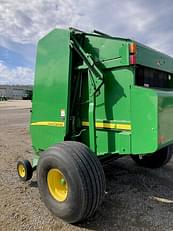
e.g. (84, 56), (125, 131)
(1, 100), (173, 231)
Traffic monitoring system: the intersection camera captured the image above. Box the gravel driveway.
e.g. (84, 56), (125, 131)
(1, 100), (173, 231)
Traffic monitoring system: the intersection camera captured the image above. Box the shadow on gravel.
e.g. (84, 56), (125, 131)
(29, 181), (38, 188)
(77, 157), (173, 231)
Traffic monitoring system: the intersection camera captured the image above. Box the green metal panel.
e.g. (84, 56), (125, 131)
(79, 66), (134, 155)
(158, 90), (173, 147)
(131, 86), (173, 154)
(94, 130), (130, 155)
(95, 67), (133, 155)
(136, 42), (173, 73)
(117, 131), (131, 154)
(131, 86), (158, 154)
(30, 29), (71, 151)
(84, 35), (130, 69)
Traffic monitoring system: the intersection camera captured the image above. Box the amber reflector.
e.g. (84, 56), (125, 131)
(129, 43), (137, 54)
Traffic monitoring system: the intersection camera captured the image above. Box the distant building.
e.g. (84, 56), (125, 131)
(0, 85), (32, 100)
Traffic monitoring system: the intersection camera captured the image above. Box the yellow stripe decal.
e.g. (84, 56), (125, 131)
(82, 121), (89, 127)
(31, 121), (64, 127)
(82, 121), (131, 131)
(31, 121), (131, 130)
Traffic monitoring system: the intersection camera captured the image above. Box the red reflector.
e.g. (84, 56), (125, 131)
(130, 55), (136, 64)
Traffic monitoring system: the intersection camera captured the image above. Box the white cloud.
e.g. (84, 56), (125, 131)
(1, 0), (173, 49)
(0, 0), (93, 44)
(0, 62), (33, 85)
(0, 0), (173, 85)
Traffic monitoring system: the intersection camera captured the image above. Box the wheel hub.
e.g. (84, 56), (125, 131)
(47, 168), (68, 202)
(18, 164), (26, 177)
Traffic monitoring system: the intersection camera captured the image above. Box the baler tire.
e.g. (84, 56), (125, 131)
(131, 145), (173, 168)
(37, 141), (106, 224)
(17, 160), (33, 181)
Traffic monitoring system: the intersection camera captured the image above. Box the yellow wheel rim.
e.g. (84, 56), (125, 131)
(18, 164), (26, 177)
(47, 168), (68, 202)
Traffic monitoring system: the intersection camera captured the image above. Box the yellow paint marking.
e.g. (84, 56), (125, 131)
(31, 121), (131, 130)
(116, 124), (131, 130)
(82, 121), (131, 131)
(31, 121), (64, 127)
(82, 121), (89, 127)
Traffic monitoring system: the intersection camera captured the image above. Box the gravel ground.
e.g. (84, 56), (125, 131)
(1, 100), (173, 231)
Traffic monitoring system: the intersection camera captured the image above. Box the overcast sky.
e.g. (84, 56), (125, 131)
(0, 0), (173, 85)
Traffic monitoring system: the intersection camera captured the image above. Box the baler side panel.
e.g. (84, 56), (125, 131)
(30, 29), (71, 151)
(131, 86), (158, 154)
(78, 31), (134, 155)
(158, 90), (173, 147)
(84, 35), (130, 69)
(95, 68), (133, 155)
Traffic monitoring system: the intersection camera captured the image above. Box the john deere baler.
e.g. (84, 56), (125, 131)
(17, 28), (173, 223)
